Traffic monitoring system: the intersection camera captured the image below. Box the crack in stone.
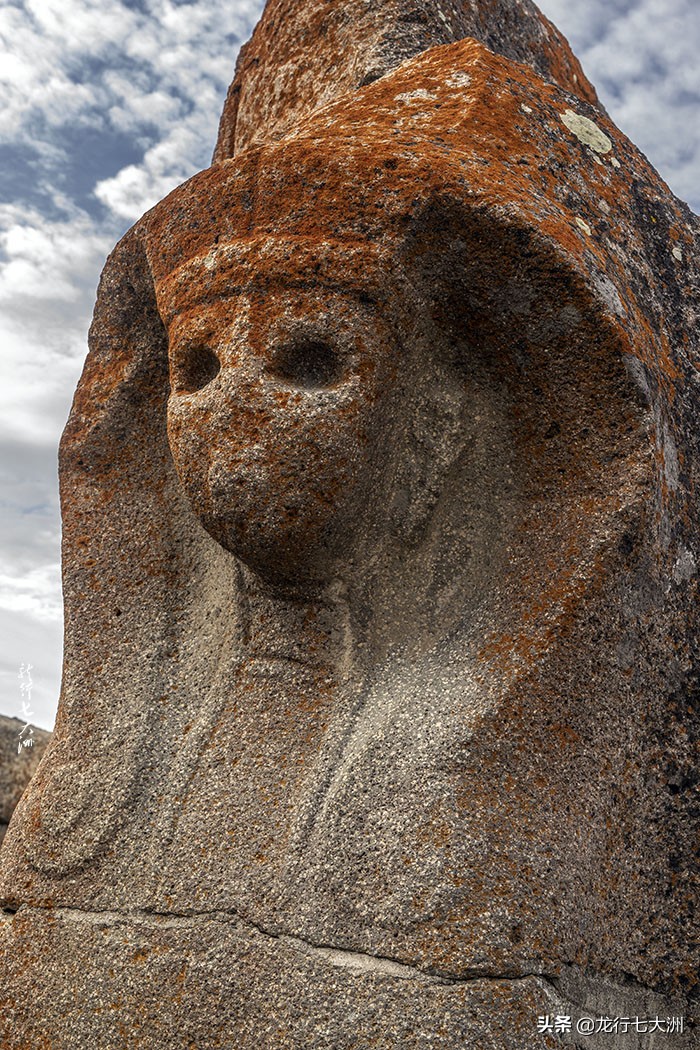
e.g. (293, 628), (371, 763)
(0, 902), (558, 988)
(4, 901), (687, 1030)
(278, 932), (557, 987)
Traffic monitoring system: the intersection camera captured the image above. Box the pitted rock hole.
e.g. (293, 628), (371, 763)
(270, 339), (344, 390)
(177, 344), (221, 393)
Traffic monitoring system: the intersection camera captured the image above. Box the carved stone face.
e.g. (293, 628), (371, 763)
(166, 282), (405, 584)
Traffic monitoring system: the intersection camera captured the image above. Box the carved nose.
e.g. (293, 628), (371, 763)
(208, 368), (275, 440)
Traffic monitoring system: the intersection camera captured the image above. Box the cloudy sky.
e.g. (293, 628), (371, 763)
(1, 0), (698, 730)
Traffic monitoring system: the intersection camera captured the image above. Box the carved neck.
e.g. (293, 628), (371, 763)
(236, 564), (354, 688)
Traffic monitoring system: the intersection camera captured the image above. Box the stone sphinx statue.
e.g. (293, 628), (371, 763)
(1, 1), (697, 1046)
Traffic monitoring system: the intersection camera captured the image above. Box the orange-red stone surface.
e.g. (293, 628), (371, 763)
(0, 1), (697, 1047)
(214, 0), (599, 159)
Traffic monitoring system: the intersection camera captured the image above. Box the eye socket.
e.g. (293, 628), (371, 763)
(175, 344), (221, 393)
(270, 339), (344, 389)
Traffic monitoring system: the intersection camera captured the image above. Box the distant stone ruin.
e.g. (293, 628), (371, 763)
(0, 716), (50, 847)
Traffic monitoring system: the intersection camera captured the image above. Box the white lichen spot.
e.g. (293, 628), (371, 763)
(521, 104), (533, 114)
(672, 246), (683, 262)
(576, 217), (592, 236)
(395, 89), (438, 104)
(592, 273), (625, 317)
(203, 250), (218, 271)
(408, 112), (431, 127)
(673, 548), (696, 585)
(560, 109), (613, 154)
(447, 71), (472, 88)
(598, 198), (611, 214)
(610, 157), (621, 169)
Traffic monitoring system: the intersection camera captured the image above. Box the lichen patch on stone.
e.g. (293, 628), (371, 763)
(447, 71), (472, 88)
(395, 88), (437, 104)
(673, 547), (696, 583)
(591, 273), (625, 317)
(560, 108), (613, 154)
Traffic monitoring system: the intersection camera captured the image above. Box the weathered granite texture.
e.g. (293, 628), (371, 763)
(1, 0), (697, 1046)
(0, 715), (50, 848)
(213, 0), (600, 160)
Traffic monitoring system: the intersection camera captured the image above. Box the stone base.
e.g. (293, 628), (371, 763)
(0, 908), (692, 1049)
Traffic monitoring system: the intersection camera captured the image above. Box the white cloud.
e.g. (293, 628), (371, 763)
(95, 123), (203, 219)
(0, 205), (109, 303)
(0, 0), (260, 162)
(0, 0), (265, 433)
(0, 202), (113, 447)
(0, 564), (62, 623)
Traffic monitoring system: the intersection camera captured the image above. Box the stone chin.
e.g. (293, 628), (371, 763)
(166, 410), (378, 588)
(194, 480), (367, 588)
